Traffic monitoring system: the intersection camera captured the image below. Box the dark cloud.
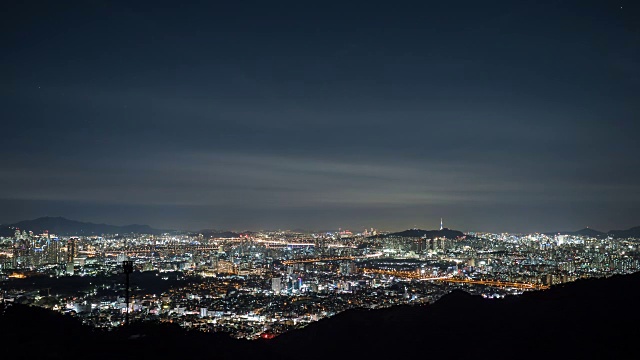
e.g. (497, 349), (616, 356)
(1, 0), (639, 232)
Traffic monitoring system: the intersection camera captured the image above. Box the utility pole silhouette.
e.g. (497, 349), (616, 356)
(122, 260), (133, 326)
(122, 235), (134, 326)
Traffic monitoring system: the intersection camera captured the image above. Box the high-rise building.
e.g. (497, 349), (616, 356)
(46, 237), (62, 265)
(12, 229), (32, 269)
(339, 261), (355, 275)
(199, 307), (208, 318)
(271, 277), (283, 293)
(66, 237), (77, 275)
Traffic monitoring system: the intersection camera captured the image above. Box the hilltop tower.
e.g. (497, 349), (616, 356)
(440, 218), (443, 231)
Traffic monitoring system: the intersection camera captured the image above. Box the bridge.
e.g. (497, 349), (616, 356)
(360, 268), (548, 290)
(282, 256), (355, 265)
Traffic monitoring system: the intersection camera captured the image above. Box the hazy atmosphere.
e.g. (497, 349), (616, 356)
(2, 0), (639, 233)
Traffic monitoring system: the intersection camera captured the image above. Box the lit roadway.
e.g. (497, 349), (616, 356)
(282, 256), (355, 265)
(205, 237), (357, 248)
(281, 253), (384, 265)
(360, 268), (549, 290)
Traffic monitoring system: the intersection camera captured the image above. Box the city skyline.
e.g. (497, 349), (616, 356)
(3, 2), (640, 357)
(2, 1), (639, 233)
(1, 214), (637, 236)
(3, 212), (639, 344)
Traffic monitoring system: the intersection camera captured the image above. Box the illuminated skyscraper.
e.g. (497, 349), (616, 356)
(46, 236), (62, 265)
(271, 277), (283, 293)
(66, 237), (77, 275)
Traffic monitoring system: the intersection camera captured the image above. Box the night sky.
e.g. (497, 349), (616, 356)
(1, 0), (639, 233)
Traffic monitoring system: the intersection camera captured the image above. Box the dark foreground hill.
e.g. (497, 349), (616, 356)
(3, 272), (640, 360)
(272, 274), (640, 359)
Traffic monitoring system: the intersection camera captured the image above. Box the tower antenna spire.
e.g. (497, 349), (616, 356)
(440, 218), (443, 231)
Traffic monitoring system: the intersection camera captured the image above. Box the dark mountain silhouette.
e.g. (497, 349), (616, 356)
(0, 216), (172, 236)
(371, 228), (465, 239)
(0, 303), (272, 360)
(608, 226), (640, 238)
(573, 227), (606, 237)
(5, 271), (639, 359)
(271, 274), (640, 359)
(545, 227), (606, 237)
(197, 229), (242, 238)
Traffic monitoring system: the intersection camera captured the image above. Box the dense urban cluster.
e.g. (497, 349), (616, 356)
(1, 225), (639, 339)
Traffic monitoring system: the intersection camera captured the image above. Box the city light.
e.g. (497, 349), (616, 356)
(1, 225), (635, 339)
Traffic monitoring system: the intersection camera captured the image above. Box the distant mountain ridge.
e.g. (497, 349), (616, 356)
(545, 227), (607, 237)
(2, 216), (639, 239)
(370, 227), (465, 239)
(608, 226), (640, 238)
(0, 216), (172, 236)
(196, 229), (242, 238)
(545, 226), (640, 238)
